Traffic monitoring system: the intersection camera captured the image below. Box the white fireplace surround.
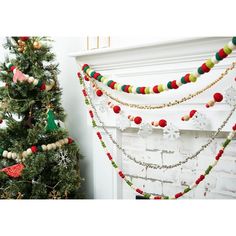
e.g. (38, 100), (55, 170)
(71, 37), (236, 199)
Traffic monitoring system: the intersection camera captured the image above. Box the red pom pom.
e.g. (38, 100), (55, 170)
(218, 49), (228, 59)
(113, 105), (121, 114)
(31, 146), (37, 153)
(106, 153), (113, 160)
(40, 83), (46, 91)
(184, 74), (191, 83)
(159, 119), (167, 127)
(175, 192), (183, 199)
(171, 80), (179, 89)
(84, 75), (89, 81)
(118, 171), (125, 178)
(68, 137), (74, 144)
(213, 93), (223, 102)
(0, 119), (3, 124)
(10, 66), (16, 71)
(140, 87), (146, 94)
(154, 196), (162, 200)
(199, 175), (205, 181)
(77, 72), (81, 78)
(136, 188), (143, 194)
(110, 82), (116, 89)
(134, 116), (142, 125)
(96, 90), (103, 97)
(201, 63), (210, 73)
(232, 124), (236, 131)
(93, 72), (100, 79)
(19, 37), (29, 41)
(153, 85), (159, 93)
(189, 110), (197, 118)
(96, 132), (102, 140)
(82, 64), (89, 70)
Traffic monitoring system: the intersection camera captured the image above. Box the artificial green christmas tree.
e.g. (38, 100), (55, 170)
(0, 37), (81, 199)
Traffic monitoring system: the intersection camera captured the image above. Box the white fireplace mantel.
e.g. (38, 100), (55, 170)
(71, 37), (236, 199)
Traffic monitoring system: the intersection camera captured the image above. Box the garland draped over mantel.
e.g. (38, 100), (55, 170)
(82, 37), (236, 95)
(78, 73), (236, 199)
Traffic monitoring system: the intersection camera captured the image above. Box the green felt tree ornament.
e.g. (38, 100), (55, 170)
(46, 109), (58, 132)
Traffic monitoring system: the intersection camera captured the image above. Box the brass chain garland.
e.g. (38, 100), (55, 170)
(87, 62), (236, 110)
(82, 79), (236, 170)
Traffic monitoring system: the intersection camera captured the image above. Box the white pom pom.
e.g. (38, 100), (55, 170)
(47, 144), (53, 150)
(7, 152), (12, 159)
(12, 152), (17, 159)
(22, 151), (28, 158)
(28, 77), (34, 83)
(2, 150), (8, 157)
(63, 138), (69, 144)
(33, 79), (39, 86)
(132, 86), (137, 94)
(41, 145), (47, 151)
(52, 143), (57, 150)
(211, 56), (219, 64)
(228, 41), (236, 50)
(27, 148), (33, 155)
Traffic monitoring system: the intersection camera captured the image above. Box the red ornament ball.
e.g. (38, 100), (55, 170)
(134, 116), (142, 125)
(189, 110), (197, 118)
(213, 93), (223, 102)
(96, 89), (103, 97)
(159, 119), (167, 127)
(113, 105), (121, 114)
(31, 146), (37, 153)
(40, 83), (46, 91)
(84, 75), (89, 81)
(68, 137), (74, 144)
(20, 37), (29, 41)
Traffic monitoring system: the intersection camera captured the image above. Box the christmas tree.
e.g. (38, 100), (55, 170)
(0, 37), (81, 199)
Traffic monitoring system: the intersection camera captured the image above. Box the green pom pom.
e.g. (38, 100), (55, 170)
(107, 80), (113, 87)
(37, 146), (43, 152)
(97, 75), (103, 82)
(90, 71), (95, 77)
(232, 37), (236, 46)
(215, 52), (222, 61)
(189, 74), (197, 82)
(36, 80), (43, 88)
(136, 87), (141, 94)
(223, 45), (232, 55)
(83, 66), (89, 73)
(121, 85), (126, 91)
(167, 81), (172, 89)
(197, 67), (204, 74)
(143, 193), (151, 198)
(205, 165), (213, 175)
(164, 196), (169, 199)
(181, 77), (187, 84)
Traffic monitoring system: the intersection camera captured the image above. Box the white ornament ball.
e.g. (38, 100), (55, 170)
(47, 144), (53, 150)
(41, 145), (47, 151)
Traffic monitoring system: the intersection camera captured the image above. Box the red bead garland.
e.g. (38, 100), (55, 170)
(31, 146), (37, 153)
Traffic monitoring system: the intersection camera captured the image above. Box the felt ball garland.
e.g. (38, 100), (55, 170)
(0, 137), (73, 163)
(79, 72), (236, 199)
(206, 92), (224, 108)
(181, 110), (197, 121)
(82, 37), (236, 96)
(2, 63), (55, 91)
(151, 119), (167, 127)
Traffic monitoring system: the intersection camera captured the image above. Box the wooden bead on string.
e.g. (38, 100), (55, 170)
(206, 93), (223, 108)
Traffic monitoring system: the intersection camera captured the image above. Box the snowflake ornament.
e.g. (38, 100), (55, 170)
(224, 87), (236, 106)
(163, 123), (180, 140)
(97, 98), (109, 113)
(138, 123), (153, 138)
(116, 114), (131, 131)
(192, 112), (209, 130)
(55, 149), (71, 168)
